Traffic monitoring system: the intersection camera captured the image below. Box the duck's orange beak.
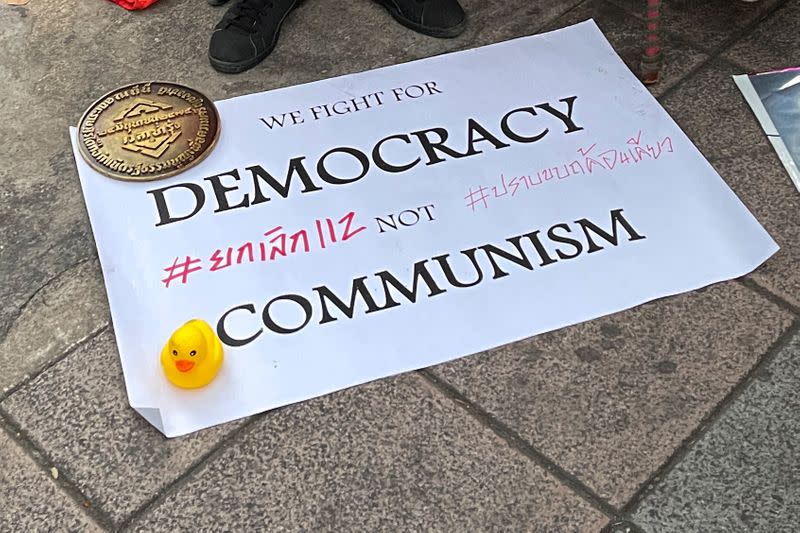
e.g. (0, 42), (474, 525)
(175, 360), (195, 373)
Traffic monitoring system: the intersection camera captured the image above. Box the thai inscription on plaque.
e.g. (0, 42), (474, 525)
(77, 82), (220, 181)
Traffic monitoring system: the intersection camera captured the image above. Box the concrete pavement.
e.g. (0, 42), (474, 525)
(1, 0), (799, 530)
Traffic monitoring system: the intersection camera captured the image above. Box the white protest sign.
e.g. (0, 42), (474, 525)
(71, 20), (777, 437)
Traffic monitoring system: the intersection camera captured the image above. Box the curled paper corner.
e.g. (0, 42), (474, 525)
(134, 406), (166, 436)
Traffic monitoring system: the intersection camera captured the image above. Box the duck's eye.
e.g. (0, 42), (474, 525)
(172, 350), (177, 356)
(190, 350), (196, 357)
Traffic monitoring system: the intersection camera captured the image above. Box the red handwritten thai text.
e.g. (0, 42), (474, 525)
(465, 131), (674, 210)
(161, 211), (367, 288)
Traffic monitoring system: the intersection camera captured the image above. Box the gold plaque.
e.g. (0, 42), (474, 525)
(77, 82), (220, 181)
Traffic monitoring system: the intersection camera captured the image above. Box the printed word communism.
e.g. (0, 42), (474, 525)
(216, 208), (645, 347)
(147, 96), (584, 226)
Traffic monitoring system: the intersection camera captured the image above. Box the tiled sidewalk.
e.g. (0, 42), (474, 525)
(1, 0), (798, 530)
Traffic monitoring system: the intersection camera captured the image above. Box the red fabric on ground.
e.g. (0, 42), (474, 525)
(108, 0), (159, 10)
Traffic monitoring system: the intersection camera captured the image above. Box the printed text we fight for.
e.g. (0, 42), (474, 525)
(259, 81), (443, 130)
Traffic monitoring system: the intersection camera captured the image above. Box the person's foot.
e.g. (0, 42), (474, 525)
(209, 0), (301, 74)
(207, 0), (230, 6)
(374, 0), (466, 38)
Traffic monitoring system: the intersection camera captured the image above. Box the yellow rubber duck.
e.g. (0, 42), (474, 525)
(160, 319), (224, 389)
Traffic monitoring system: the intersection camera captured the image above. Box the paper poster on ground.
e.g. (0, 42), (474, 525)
(71, 20), (777, 437)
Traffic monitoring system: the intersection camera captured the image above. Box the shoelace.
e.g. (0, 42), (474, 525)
(227, 0), (275, 31)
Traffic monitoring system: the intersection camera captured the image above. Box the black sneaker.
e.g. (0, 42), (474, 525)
(375, 0), (466, 38)
(209, 0), (301, 74)
(207, 0), (230, 6)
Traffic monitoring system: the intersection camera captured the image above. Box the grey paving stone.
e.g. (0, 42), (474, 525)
(542, 0), (708, 96)
(0, 427), (101, 532)
(132, 374), (608, 532)
(430, 283), (793, 506)
(607, 0), (783, 51)
(0, 330), (244, 526)
(724, 0), (800, 71)
(711, 146), (800, 308)
(632, 329), (800, 531)
(0, 259), (108, 393)
(462, 0), (584, 47)
(0, 3), (104, 343)
(662, 59), (800, 307)
(661, 59), (767, 161)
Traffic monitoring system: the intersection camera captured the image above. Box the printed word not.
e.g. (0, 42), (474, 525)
(375, 204), (436, 233)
